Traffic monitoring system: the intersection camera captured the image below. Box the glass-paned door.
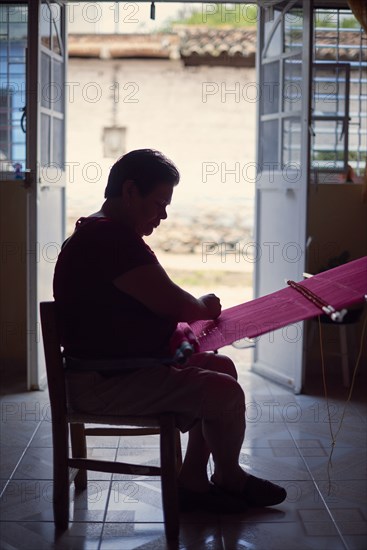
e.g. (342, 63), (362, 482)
(253, 1), (312, 392)
(27, 0), (66, 389)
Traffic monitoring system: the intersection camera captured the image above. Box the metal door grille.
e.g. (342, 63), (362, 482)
(312, 9), (366, 179)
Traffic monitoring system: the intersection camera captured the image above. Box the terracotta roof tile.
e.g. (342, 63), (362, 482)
(68, 27), (364, 67)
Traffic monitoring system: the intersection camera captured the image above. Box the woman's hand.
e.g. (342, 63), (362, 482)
(199, 293), (222, 319)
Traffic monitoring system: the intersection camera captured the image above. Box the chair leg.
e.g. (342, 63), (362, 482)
(160, 414), (179, 540)
(175, 429), (182, 472)
(70, 423), (88, 490)
(52, 420), (69, 530)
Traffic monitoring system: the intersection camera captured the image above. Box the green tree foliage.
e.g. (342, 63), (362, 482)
(170, 3), (258, 28)
(315, 12), (359, 29)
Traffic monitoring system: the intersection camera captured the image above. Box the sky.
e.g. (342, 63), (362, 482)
(67, 2), (198, 34)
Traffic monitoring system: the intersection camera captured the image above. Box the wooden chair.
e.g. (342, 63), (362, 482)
(40, 301), (182, 540)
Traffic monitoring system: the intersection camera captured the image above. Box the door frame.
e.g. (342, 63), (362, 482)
(27, 0), (40, 389)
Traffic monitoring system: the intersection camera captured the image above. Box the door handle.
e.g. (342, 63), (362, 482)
(20, 106), (26, 133)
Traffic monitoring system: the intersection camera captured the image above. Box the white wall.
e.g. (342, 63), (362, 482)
(66, 57), (257, 233)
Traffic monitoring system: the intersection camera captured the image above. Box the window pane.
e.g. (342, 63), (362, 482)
(40, 4), (51, 49)
(311, 119), (345, 172)
(51, 3), (62, 55)
(9, 21), (27, 41)
(261, 119), (278, 165)
(284, 9), (303, 54)
(313, 8), (366, 178)
(7, 6), (27, 24)
(313, 66), (348, 117)
(41, 52), (50, 108)
(52, 117), (63, 167)
(283, 56), (302, 112)
(264, 9), (282, 57)
(12, 143), (25, 164)
(0, 5), (27, 172)
(283, 118), (301, 166)
(52, 59), (63, 112)
(261, 61), (280, 115)
(41, 113), (50, 166)
(0, 93), (11, 169)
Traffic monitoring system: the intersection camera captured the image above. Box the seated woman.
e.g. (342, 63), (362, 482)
(53, 149), (286, 512)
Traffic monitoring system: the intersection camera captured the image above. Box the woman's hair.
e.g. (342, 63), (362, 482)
(104, 149), (180, 198)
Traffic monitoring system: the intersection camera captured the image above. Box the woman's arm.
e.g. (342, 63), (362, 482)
(113, 263), (221, 322)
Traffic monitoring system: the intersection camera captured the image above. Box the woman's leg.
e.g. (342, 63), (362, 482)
(177, 421), (211, 492)
(177, 353), (286, 505)
(178, 353), (245, 492)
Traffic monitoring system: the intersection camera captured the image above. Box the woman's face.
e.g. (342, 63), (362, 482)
(129, 182), (174, 236)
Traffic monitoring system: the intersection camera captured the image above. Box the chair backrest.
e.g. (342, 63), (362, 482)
(40, 301), (68, 422)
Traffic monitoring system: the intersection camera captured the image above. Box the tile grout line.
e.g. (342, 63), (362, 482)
(96, 442), (119, 550)
(285, 422), (350, 550)
(261, 380), (352, 549)
(0, 420), (43, 501)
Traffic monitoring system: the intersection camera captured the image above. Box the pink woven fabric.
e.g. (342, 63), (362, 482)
(190, 257), (367, 352)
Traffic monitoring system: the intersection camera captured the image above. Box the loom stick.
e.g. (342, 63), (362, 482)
(286, 279), (347, 322)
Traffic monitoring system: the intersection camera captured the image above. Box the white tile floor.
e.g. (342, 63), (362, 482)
(1, 349), (366, 550)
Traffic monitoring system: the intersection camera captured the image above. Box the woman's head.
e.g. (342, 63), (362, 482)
(103, 149), (179, 236)
(104, 149), (180, 199)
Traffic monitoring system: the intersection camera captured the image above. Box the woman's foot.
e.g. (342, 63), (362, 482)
(211, 474), (287, 507)
(178, 484), (248, 514)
